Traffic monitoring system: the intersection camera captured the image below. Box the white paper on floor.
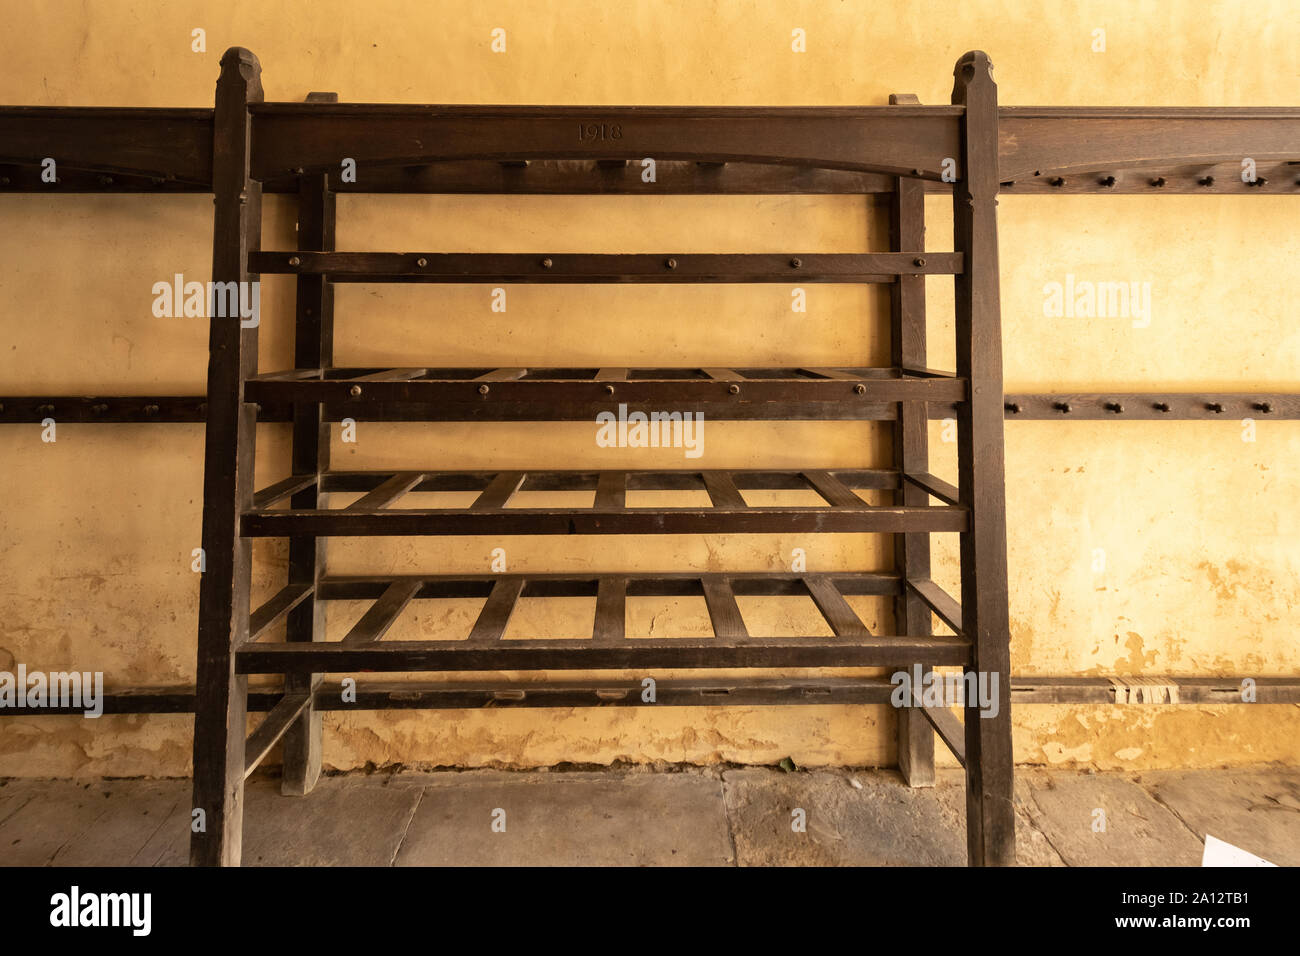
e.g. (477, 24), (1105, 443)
(1201, 833), (1277, 867)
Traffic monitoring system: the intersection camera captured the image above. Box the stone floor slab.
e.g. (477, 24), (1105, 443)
(1018, 770), (1204, 866)
(1137, 768), (1300, 866)
(393, 770), (732, 866)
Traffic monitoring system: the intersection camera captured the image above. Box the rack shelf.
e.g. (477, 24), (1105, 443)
(243, 468), (966, 536)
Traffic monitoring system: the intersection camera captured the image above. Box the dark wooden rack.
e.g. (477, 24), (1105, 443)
(176, 46), (1015, 867)
(1, 47), (1297, 869)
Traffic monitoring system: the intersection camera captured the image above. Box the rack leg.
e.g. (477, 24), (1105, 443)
(888, 94), (936, 788)
(281, 128), (337, 796)
(952, 51), (1015, 866)
(190, 47), (264, 866)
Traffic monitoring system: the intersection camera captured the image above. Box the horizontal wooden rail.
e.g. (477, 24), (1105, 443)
(242, 366), (967, 413)
(250, 251), (961, 282)
(4, 105), (1296, 195)
(3, 392), (1296, 423)
(4, 674), (1297, 715)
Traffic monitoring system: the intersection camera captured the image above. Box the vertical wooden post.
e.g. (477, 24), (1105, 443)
(888, 93), (936, 788)
(280, 92), (338, 797)
(190, 46), (263, 867)
(951, 51), (1015, 866)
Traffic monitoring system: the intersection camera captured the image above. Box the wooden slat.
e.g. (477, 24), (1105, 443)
(243, 692), (311, 778)
(905, 472), (960, 506)
(594, 576), (627, 643)
(343, 471), (424, 511)
(348, 367), (428, 381)
(468, 577), (526, 642)
(800, 368), (863, 380)
(470, 471), (526, 511)
(340, 580), (421, 645)
(594, 368), (629, 381)
(247, 582), (313, 643)
(908, 578), (964, 634)
(702, 578), (749, 640)
(803, 576), (871, 638)
(594, 471), (626, 510)
(473, 367), (528, 382)
(702, 471), (747, 510)
(252, 474), (316, 510)
(803, 470), (864, 508)
(702, 367), (745, 381)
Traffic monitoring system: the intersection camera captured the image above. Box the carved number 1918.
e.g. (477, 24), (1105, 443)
(578, 122), (623, 141)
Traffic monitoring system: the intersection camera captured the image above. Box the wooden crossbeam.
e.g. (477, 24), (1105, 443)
(908, 578), (964, 634)
(340, 580), (421, 645)
(470, 471), (526, 511)
(343, 471), (424, 511)
(803, 576), (871, 638)
(468, 577), (526, 641)
(243, 692), (312, 779)
(702, 577), (749, 640)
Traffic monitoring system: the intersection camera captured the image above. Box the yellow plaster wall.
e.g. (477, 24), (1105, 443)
(1, 0), (1297, 777)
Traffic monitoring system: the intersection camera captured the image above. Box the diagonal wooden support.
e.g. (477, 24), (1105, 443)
(803, 576), (871, 638)
(702, 471), (746, 510)
(470, 471), (526, 511)
(908, 578), (964, 634)
(803, 470), (863, 508)
(247, 582), (313, 644)
(340, 579), (421, 645)
(243, 692), (312, 779)
(344, 471), (424, 511)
